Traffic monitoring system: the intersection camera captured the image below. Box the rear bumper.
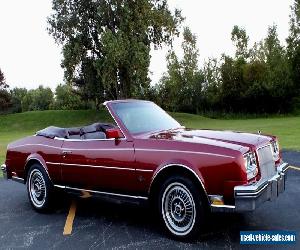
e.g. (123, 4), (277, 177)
(234, 162), (289, 211)
(1, 164), (8, 180)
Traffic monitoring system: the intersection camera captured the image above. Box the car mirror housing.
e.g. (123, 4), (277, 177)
(106, 128), (123, 139)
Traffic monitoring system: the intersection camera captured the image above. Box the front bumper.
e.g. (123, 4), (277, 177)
(234, 162), (289, 211)
(1, 164), (8, 180)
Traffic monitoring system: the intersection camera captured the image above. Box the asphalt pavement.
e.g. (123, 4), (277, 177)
(0, 151), (299, 249)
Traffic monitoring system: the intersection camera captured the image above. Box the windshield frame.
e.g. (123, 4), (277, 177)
(104, 100), (182, 138)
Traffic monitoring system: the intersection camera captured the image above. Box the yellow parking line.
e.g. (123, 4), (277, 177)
(289, 166), (300, 171)
(80, 191), (92, 199)
(63, 200), (77, 235)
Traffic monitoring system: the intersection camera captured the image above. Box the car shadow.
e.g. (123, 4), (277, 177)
(52, 193), (249, 244)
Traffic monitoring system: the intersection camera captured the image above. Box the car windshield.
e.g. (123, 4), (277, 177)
(111, 101), (181, 134)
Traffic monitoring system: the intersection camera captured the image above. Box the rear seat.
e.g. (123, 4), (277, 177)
(36, 123), (115, 140)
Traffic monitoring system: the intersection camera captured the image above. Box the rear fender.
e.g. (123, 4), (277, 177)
(24, 154), (52, 184)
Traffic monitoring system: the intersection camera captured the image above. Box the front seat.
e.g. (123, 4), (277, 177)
(82, 132), (106, 140)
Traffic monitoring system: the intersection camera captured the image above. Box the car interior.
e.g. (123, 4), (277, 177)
(36, 123), (116, 140)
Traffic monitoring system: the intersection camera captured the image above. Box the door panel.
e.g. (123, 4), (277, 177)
(61, 139), (137, 193)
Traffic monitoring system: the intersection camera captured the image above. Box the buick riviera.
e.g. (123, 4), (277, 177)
(1, 100), (289, 239)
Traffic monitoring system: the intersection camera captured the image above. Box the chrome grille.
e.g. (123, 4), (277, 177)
(257, 144), (276, 179)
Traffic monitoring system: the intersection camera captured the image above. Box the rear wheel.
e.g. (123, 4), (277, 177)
(27, 164), (53, 212)
(158, 175), (207, 240)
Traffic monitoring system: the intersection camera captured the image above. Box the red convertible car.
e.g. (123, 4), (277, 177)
(1, 100), (289, 239)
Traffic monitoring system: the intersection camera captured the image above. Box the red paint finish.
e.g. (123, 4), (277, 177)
(4, 100), (282, 204)
(60, 139), (136, 192)
(6, 136), (63, 183)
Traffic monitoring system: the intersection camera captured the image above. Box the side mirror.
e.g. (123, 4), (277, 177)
(106, 128), (123, 139)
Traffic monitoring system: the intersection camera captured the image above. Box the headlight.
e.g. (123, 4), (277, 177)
(243, 152), (258, 180)
(271, 140), (280, 161)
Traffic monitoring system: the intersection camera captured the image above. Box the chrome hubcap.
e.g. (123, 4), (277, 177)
(29, 169), (46, 208)
(162, 182), (196, 236)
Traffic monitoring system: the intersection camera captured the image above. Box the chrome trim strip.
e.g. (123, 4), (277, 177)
(54, 137), (120, 142)
(135, 148), (235, 159)
(211, 204), (235, 209)
(46, 162), (60, 165)
(135, 169), (154, 173)
(10, 144), (232, 159)
(148, 163), (209, 204)
(256, 143), (272, 151)
(9, 144), (133, 151)
(278, 162), (289, 173)
(46, 162), (135, 171)
(62, 148), (132, 151)
(210, 204), (236, 212)
(10, 144), (61, 150)
(235, 183), (269, 196)
(103, 104), (128, 140)
(46, 161), (153, 172)
(55, 185), (148, 200)
(12, 176), (25, 184)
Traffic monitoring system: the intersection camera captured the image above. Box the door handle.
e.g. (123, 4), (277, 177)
(62, 150), (72, 158)
(62, 150), (72, 155)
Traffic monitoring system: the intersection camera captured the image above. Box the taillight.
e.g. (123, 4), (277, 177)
(271, 140), (280, 161)
(243, 152), (258, 180)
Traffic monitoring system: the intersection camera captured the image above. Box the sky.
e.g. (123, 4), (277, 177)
(0, 0), (294, 90)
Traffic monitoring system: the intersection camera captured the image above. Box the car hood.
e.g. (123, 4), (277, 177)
(139, 128), (272, 151)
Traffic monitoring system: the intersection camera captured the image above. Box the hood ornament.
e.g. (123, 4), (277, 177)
(257, 130), (261, 135)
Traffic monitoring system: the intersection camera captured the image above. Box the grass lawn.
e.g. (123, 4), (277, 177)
(1, 110), (299, 177)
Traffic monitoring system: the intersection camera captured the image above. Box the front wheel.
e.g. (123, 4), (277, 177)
(27, 164), (54, 212)
(158, 176), (207, 240)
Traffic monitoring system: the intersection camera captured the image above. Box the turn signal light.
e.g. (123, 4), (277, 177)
(209, 195), (225, 206)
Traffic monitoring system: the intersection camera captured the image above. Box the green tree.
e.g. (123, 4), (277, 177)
(158, 27), (204, 113)
(21, 90), (34, 112)
(220, 55), (246, 112)
(231, 25), (249, 60)
(53, 84), (85, 110)
(287, 0), (300, 108)
(242, 61), (269, 113)
(10, 87), (28, 113)
(264, 25), (293, 112)
(202, 58), (222, 111)
(32, 86), (54, 110)
(0, 68), (12, 113)
(22, 86), (54, 111)
(48, 0), (184, 105)
(249, 41), (266, 62)
(287, 0), (300, 57)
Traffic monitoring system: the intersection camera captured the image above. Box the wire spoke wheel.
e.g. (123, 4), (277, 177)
(162, 182), (196, 236)
(29, 169), (47, 208)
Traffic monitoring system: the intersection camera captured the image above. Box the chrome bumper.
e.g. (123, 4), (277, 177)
(1, 164), (8, 180)
(234, 162), (289, 211)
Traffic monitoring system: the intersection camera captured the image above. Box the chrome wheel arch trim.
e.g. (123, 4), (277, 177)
(148, 163), (209, 204)
(24, 157), (53, 184)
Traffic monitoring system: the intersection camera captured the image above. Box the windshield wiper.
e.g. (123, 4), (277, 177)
(150, 126), (185, 135)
